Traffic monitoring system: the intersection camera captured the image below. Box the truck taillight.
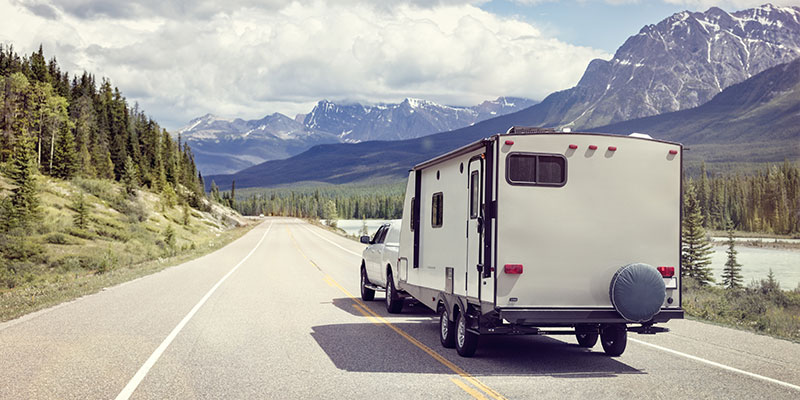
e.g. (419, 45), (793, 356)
(504, 264), (523, 274)
(657, 266), (675, 278)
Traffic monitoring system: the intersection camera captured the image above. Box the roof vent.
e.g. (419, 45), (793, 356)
(506, 126), (557, 135)
(629, 132), (652, 139)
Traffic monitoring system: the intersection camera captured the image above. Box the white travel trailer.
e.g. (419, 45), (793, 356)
(392, 127), (684, 357)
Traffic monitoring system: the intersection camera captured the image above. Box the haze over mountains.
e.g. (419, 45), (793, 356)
(181, 97), (536, 174)
(205, 4), (800, 190)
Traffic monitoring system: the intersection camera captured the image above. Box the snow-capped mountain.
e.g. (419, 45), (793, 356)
(180, 113), (341, 175)
(181, 97), (535, 175)
(302, 97), (536, 142)
(531, 3), (800, 129)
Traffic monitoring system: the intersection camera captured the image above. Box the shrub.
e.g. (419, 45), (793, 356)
(0, 234), (44, 261)
(66, 227), (95, 240)
(45, 232), (79, 245)
(72, 178), (115, 202)
(95, 225), (131, 242)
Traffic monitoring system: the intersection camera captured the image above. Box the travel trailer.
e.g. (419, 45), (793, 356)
(385, 127), (683, 357)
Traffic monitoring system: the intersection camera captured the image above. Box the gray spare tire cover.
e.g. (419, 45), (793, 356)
(609, 263), (666, 322)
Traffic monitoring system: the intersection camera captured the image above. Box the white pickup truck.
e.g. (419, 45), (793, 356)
(359, 220), (405, 313)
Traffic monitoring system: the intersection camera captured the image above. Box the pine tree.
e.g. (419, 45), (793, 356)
(721, 220), (743, 289)
(52, 124), (77, 179)
(182, 203), (191, 226)
(681, 183), (714, 285)
(229, 180), (236, 208)
(121, 155), (139, 196)
(4, 135), (40, 231)
(72, 192), (89, 230)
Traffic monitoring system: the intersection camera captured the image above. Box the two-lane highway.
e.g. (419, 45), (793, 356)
(2, 218), (799, 399)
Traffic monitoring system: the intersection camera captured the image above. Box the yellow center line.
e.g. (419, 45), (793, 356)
(451, 378), (489, 400)
(286, 226), (507, 400)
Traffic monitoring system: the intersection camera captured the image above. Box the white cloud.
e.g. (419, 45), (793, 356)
(1, 0), (609, 130)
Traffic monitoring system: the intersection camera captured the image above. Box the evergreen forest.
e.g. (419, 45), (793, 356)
(0, 44), (205, 228)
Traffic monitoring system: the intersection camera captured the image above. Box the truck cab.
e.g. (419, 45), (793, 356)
(359, 220), (404, 312)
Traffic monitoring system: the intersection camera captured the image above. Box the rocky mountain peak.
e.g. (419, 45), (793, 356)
(558, 4), (800, 129)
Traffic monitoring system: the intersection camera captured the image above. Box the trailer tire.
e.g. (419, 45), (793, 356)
(600, 324), (627, 357)
(360, 266), (375, 301)
(575, 325), (598, 348)
(385, 272), (403, 314)
(455, 311), (478, 357)
(439, 307), (456, 348)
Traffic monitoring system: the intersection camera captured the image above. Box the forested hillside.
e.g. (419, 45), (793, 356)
(0, 45), (251, 320)
(0, 44), (204, 207)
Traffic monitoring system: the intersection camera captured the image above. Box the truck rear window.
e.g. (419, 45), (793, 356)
(507, 153), (566, 186)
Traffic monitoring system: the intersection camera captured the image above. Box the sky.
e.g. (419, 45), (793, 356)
(1, 0), (799, 131)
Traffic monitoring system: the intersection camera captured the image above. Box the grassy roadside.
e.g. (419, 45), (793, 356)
(682, 277), (800, 342)
(0, 175), (258, 322)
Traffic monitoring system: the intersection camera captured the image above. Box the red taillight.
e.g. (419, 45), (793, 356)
(608, 146), (617, 151)
(657, 266), (675, 278)
(588, 145), (598, 150)
(669, 149), (678, 155)
(504, 264), (523, 274)
(568, 144), (578, 150)
(505, 140), (514, 145)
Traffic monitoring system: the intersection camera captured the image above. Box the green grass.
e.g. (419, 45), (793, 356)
(0, 175), (256, 322)
(682, 277), (800, 342)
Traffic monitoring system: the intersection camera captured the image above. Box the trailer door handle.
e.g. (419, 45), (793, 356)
(477, 263), (483, 273)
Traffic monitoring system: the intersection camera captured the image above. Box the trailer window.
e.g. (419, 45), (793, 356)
(470, 171), (479, 219)
(431, 192), (443, 228)
(506, 153), (566, 187)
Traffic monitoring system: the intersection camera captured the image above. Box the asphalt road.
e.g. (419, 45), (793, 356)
(1, 218), (799, 399)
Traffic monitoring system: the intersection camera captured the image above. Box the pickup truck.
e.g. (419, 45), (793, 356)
(359, 220), (404, 313)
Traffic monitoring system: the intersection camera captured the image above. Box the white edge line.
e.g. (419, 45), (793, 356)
(301, 219), (800, 393)
(301, 222), (362, 257)
(115, 222), (273, 400)
(630, 338), (800, 392)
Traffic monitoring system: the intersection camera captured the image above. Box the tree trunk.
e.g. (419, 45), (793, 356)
(49, 122), (55, 174)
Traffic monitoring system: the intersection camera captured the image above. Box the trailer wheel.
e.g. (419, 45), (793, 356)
(575, 325), (598, 348)
(439, 307), (455, 348)
(385, 272), (403, 314)
(600, 324), (627, 357)
(360, 266), (375, 301)
(455, 311), (478, 357)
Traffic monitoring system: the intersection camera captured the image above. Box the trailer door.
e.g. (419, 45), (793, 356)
(466, 157), (483, 300)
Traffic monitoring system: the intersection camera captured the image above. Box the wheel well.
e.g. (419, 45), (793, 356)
(452, 304), (461, 321)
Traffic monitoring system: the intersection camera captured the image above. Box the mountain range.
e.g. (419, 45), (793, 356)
(180, 97), (536, 174)
(205, 4), (800, 190)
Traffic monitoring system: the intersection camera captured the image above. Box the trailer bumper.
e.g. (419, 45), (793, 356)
(498, 308), (683, 325)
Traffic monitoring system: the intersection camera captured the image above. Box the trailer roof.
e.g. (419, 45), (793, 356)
(412, 127), (682, 171)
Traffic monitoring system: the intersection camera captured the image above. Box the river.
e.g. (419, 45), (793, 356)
(335, 219), (800, 289)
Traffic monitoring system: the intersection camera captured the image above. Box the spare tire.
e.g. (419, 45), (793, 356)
(609, 263), (666, 322)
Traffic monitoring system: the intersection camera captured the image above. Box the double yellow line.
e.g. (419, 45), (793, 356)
(288, 228), (506, 400)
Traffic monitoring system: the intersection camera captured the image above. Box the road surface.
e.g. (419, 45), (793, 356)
(1, 218), (799, 399)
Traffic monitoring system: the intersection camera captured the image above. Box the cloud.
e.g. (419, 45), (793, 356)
(1, 0), (609, 130)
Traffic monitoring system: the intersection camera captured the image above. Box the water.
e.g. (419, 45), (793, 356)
(711, 237), (800, 244)
(331, 219), (388, 237)
(334, 220), (800, 289)
(710, 246), (800, 289)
